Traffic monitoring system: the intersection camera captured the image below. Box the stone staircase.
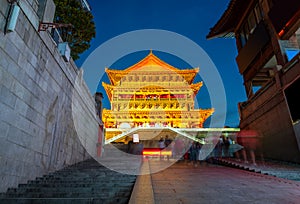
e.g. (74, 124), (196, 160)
(0, 159), (137, 204)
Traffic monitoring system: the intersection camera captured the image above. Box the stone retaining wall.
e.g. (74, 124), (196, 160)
(0, 0), (98, 192)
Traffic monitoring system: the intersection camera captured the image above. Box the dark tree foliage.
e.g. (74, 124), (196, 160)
(53, 0), (96, 60)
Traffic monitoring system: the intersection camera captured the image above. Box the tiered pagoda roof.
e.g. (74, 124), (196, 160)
(103, 51), (202, 101)
(105, 51), (199, 86)
(101, 51), (214, 131)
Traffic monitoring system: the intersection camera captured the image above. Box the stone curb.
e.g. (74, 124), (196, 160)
(213, 158), (261, 173)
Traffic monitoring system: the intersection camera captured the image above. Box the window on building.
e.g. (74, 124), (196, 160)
(279, 27), (300, 62)
(248, 11), (257, 34)
(240, 31), (247, 47)
(239, 3), (264, 47)
(254, 4), (263, 21)
(252, 85), (262, 95)
(250, 54), (277, 95)
(285, 77), (300, 123)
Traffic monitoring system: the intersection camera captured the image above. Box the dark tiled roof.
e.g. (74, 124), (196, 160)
(207, 0), (250, 39)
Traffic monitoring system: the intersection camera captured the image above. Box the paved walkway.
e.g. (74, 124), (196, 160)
(130, 160), (300, 204)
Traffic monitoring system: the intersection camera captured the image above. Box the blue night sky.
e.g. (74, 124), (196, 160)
(76, 0), (247, 128)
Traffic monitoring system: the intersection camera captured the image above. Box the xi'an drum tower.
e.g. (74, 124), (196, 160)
(101, 51), (215, 145)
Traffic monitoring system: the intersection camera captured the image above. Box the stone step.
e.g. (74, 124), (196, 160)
(28, 178), (135, 184)
(0, 159), (137, 204)
(212, 158), (300, 181)
(36, 173), (136, 179)
(44, 175), (133, 180)
(3, 190), (131, 198)
(12, 186), (133, 193)
(23, 181), (135, 188)
(3, 188), (132, 199)
(45, 170), (133, 176)
(0, 197), (129, 204)
(51, 173), (134, 178)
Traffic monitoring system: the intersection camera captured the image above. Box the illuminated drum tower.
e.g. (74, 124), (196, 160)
(102, 51), (214, 142)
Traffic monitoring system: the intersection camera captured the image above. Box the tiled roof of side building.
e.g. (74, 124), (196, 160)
(206, 0), (250, 39)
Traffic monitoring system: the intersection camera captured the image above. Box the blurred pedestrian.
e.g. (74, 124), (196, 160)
(173, 138), (185, 159)
(158, 137), (165, 160)
(223, 137), (231, 158)
(164, 135), (172, 160)
(237, 130), (260, 165)
(189, 142), (199, 167)
(215, 136), (224, 158)
(158, 137), (165, 149)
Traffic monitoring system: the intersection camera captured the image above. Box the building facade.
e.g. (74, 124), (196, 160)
(207, 0), (300, 162)
(102, 51), (214, 142)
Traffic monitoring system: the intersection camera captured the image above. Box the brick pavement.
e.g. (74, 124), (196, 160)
(129, 159), (300, 204)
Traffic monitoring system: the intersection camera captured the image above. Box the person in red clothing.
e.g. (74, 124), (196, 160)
(236, 130), (261, 165)
(174, 138), (184, 159)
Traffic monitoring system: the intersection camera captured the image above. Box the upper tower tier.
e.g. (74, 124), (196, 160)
(105, 51), (200, 86)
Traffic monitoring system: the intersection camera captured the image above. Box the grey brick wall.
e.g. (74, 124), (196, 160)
(0, 0), (98, 192)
